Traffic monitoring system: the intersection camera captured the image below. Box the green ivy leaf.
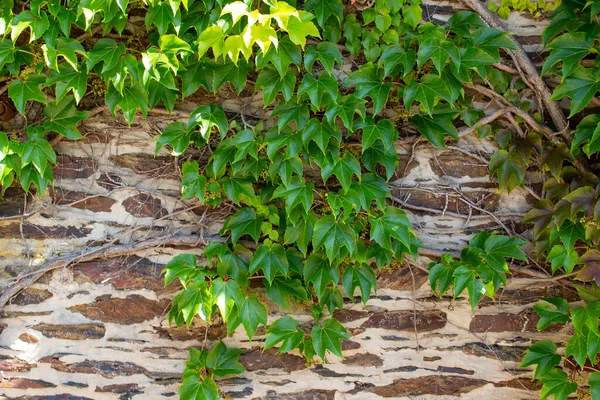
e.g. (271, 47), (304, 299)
(304, 0), (343, 28)
(181, 161), (206, 202)
(355, 117), (398, 152)
(324, 95), (366, 131)
(369, 206), (415, 251)
(264, 316), (305, 352)
(45, 63), (88, 104)
(542, 32), (593, 79)
(256, 66), (296, 107)
(313, 215), (356, 262)
(155, 121), (189, 155)
(348, 173), (390, 211)
(565, 333), (588, 368)
(0, 38), (16, 70)
(206, 341), (245, 377)
(239, 293), (268, 339)
(378, 46), (416, 77)
(265, 277), (309, 310)
(297, 72), (339, 109)
(272, 98), (310, 131)
(222, 207), (263, 244)
(302, 118), (342, 154)
(179, 375), (219, 400)
(571, 114), (600, 157)
(471, 27), (516, 60)
(105, 81), (148, 125)
(188, 104), (228, 141)
(304, 42), (343, 75)
(304, 250), (339, 298)
(342, 263), (376, 303)
(404, 74), (456, 116)
(489, 149), (525, 192)
(87, 38), (126, 73)
(417, 36), (459, 74)
(311, 318), (349, 360)
(42, 96), (89, 140)
(162, 254), (199, 287)
(539, 369), (577, 400)
(256, 37), (302, 78)
(362, 140), (398, 180)
(284, 213), (315, 256)
(429, 255), (457, 296)
(533, 298), (571, 331)
(447, 11), (485, 36)
(285, 12), (320, 49)
(401, 4), (422, 29)
(321, 151), (361, 192)
(249, 244), (289, 284)
(345, 65), (392, 115)
(550, 67), (600, 117)
(21, 129), (56, 176)
(209, 278), (244, 321)
(8, 74), (47, 114)
(519, 340), (561, 379)
(411, 112), (458, 148)
(174, 279), (212, 326)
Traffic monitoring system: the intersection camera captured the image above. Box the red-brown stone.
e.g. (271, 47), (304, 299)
(429, 150), (490, 179)
(0, 355), (35, 372)
(239, 347), (305, 373)
(72, 255), (175, 292)
(342, 353), (384, 367)
(253, 390), (335, 399)
(332, 309), (370, 323)
(54, 155), (95, 179)
(0, 223), (91, 239)
(368, 375), (488, 397)
(153, 324), (228, 341)
(360, 310), (446, 331)
(469, 309), (564, 333)
(122, 193), (168, 218)
(18, 333), (38, 343)
(11, 288), (53, 306)
(52, 188), (116, 212)
(0, 377), (56, 389)
(48, 359), (149, 378)
(68, 295), (170, 325)
(32, 323), (106, 340)
(377, 266), (428, 291)
(110, 154), (178, 179)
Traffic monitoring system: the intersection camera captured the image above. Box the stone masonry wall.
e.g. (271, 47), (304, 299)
(0, 4), (576, 399)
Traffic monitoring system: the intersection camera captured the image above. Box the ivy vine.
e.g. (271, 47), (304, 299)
(1, 0), (600, 399)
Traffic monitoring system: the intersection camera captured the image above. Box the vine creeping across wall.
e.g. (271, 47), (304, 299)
(1, 0), (600, 398)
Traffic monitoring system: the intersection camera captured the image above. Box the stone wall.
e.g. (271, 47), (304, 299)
(0, 4), (574, 399)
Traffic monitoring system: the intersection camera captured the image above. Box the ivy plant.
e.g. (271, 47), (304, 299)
(2, 0), (600, 399)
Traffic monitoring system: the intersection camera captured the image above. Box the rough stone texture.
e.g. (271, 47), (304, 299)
(0, 10), (570, 398)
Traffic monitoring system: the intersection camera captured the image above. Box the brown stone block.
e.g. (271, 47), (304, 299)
(54, 155), (95, 179)
(342, 353), (383, 367)
(0, 377), (56, 389)
(49, 359), (148, 378)
(95, 383), (143, 394)
(122, 193), (168, 218)
(367, 375), (488, 397)
(0, 355), (36, 372)
(429, 151), (489, 179)
(377, 266), (428, 291)
(11, 288), (53, 306)
(110, 154), (178, 179)
(239, 347), (305, 373)
(18, 333), (38, 343)
(153, 324), (227, 341)
(52, 188), (116, 212)
(253, 389), (336, 399)
(0, 187), (26, 217)
(332, 309), (370, 323)
(68, 295), (171, 325)
(9, 395), (94, 400)
(360, 310), (446, 331)
(72, 255), (174, 292)
(32, 323), (106, 340)
(469, 309), (564, 333)
(391, 188), (499, 216)
(0, 223), (91, 239)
